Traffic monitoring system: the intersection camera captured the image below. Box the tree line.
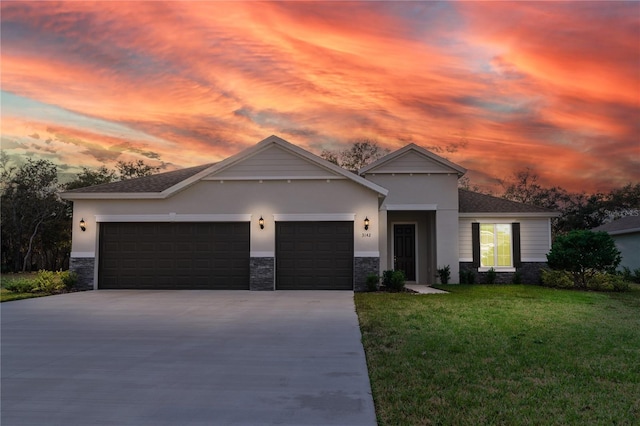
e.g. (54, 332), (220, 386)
(1, 155), (160, 272)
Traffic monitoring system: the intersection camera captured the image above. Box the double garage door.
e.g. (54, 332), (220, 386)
(98, 221), (353, 290)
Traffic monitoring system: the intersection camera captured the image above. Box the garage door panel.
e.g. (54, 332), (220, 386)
(276, 221), (353, 290)
(99, 222), (249, 290)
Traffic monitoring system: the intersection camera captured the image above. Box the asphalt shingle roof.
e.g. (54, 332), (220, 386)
(592, 215), (640, 234)
(63, 163), (215, 194)
(458, 189), (557, 214)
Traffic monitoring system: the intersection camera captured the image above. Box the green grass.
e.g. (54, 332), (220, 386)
(0, 273), (46, 302)
(356, 284), (640, 425)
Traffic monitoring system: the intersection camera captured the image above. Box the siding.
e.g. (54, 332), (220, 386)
(212, 145), (336, 178)
(368, 151), (454, 174)
(459, 217), (551, 261)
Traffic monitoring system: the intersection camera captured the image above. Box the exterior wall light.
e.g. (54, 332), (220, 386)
(79, 218), (86, 232)
(364, 217), (370, 231)
(259, 216), (265, 230)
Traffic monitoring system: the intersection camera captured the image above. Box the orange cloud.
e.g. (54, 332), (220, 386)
(1, 1), (638, 193)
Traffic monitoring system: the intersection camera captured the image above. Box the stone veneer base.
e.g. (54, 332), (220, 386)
(69, 257), (95, 290)
(459, 262), (547, 285)
(354, 257), (380, 292)
(250, 257), (275, 290)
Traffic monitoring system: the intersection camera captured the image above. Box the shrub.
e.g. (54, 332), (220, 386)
(382, 270), (406, 292)
(460, 269), (475, 284)
(587, 272), (630, 292)
(485, 267), (497, 284)
(547, 230), (621, 289)
(32, 270), (77, 294)
(366, 273), (379, 292)
(541, 269), (574, 289)
(511, 271), (523, 285)
(437, 265), (451, 284)
(4, 277), (37, 293)
(60, 270), (78, 290)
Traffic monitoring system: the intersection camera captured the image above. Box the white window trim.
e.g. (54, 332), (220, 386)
(479, 267), (516, 273)
(391, 221), (419, 283)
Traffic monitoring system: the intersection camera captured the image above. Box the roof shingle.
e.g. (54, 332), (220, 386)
(458, 189), (557, 214)
(592, 215), (640, 234)
(63, 163), (215, 194)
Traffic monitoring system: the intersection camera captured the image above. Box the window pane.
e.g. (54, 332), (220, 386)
(480, 224), (495, 267)
(496, 224), (512, 267)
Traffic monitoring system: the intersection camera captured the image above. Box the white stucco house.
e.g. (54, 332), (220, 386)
(62, 135), (559, 291)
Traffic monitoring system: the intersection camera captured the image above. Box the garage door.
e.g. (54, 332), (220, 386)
(99, 222), (249, 289)
(276, 221), (353, 290)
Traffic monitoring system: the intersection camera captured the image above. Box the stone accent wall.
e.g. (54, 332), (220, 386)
(250, 257), (275, 291)
(459, 262), (547, 285)
(69, 257), (95, 290)
(354, 257), (380, 292)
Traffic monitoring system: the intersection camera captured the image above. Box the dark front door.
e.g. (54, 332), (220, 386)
(394, 224), (416, 281)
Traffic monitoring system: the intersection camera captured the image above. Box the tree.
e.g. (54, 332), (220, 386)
(64, 166), (117, 190)
(116, 160), (161, 180)
(1, 159), (69, 271)
(546, 230), (621, 289)
(320, 139), (389, 172)
(500, 167), (569, 210)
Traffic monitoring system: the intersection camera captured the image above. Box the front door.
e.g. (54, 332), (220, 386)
(394, 224), (416, 281)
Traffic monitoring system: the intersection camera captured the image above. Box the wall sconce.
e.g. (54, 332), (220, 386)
(79, 218), (86, 232)
(259, 216), (265, 230)
(364, 217), (370, 231)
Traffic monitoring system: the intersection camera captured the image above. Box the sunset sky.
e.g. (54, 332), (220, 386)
(1, 1), (638, 193)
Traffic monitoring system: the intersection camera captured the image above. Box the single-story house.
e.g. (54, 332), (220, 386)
(592, 215), (640, 271)
(62, 135), (559, 290)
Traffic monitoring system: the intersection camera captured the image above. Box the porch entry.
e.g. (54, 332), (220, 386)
(393, 224), (416, 281)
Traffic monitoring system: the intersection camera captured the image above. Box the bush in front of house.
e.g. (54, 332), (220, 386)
(366, 273), (380, 292)
(5, 270), (78, 295)
(546, 230), (621, 289)
(541, 269), (630, 292)
(460, 269), (475, 284)
(4, 277), (38, 293)
(382, 270), (406, 292)
(541, 269), (574, 289)
(437, 265), (451, 284)
(485, 267), (497, 284)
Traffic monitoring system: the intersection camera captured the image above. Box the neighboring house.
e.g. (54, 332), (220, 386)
(592, 216), (640, 271)
(61, 135), (559, 290)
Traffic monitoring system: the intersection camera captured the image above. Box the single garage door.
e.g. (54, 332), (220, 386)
(99, 222), (249, 289)
(276, 221), (353, 290)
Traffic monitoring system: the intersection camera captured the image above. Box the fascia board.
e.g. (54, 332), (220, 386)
(60, 192), (167, 200)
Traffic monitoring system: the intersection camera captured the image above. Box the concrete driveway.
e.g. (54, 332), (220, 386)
(1, 291), (377, 426)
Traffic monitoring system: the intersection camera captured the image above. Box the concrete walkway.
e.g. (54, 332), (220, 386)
(1, 291), (377, 426)
(405, 284), (449, 294)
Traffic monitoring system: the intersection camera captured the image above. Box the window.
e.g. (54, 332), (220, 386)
(480, 224), (512, 267)
(472, 222), (521, 270)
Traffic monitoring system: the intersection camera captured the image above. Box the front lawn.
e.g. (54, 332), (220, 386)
(356, 285), (640, 425)
(1, 273), (45, 302)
